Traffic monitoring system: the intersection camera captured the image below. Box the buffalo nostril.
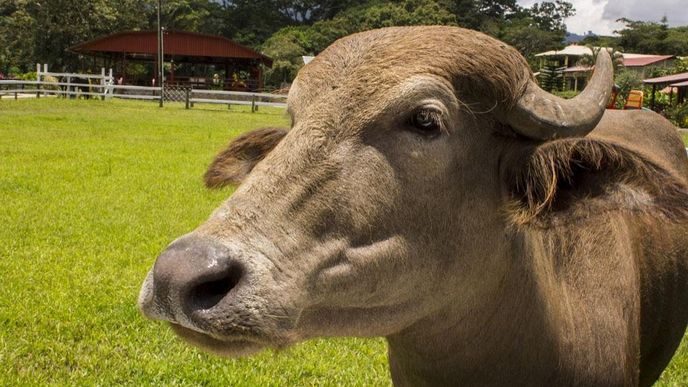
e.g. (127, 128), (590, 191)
(188, 263), (244, 311)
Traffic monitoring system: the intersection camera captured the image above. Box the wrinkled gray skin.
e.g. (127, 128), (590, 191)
(139, 26), (688, 386)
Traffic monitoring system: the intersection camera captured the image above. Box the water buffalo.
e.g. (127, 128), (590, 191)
(139, 26), (688, 386)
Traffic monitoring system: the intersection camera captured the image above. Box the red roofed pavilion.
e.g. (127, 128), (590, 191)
(69, 31), (273, 91)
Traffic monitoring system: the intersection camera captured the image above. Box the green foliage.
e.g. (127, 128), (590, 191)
(613, 69), (643, 108)
(643, 85), (672, 111)
(260, 0), (578, 87)
(0, 0), (228, 72)
(15, 71), (37, 81)
(553, 89), (579, 99)
(499, 17), (566, 60)
(539, 62), (565, 92)
(665, 102), (688, 128)
(577, 46), (625, 74)
(262, 27), (309, 86)
(0, 2), (37, 73)
(261, 0), (460, 87)
(581, 34), (620, 49)
(438, 0), (519, 31)
(616, 18), (688, 56)
(0, 0), (578, 82)
(309, 0), (459, 50)
(528, 0), (574, 32)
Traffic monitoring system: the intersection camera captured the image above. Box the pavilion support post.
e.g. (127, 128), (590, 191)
(670, 88), (673, 106)
(122, 52), (127, 85)
(225, 63), (230, 90)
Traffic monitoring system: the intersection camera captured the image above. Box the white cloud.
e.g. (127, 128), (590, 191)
(602, 0), (688, 26)
(517, 0), (687, 36)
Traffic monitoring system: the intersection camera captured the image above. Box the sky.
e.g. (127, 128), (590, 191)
(517, 0), (688, 36)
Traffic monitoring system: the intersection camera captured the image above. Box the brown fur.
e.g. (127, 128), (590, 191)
(290, 26), (533, 124)
(139, 27), (688, 387)
(505, 138), (688, 226)
(204, 127), (287, 188)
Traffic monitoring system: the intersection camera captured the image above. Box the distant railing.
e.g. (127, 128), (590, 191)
(0, 64), (288, 110)
(0, 79), (288, 112)
(0, 79), (162, 101)
(187, 89), (287, 112)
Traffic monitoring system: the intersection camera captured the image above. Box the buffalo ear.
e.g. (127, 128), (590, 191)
(505, 138), (688, 226)
(204, 127), (287, 189)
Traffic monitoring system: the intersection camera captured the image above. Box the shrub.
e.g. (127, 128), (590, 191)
(553, 89), (579, 99)
(42, 75), (60, 91)
(665, 102), (688, 128)
(17, 71), (37, 81)
(614, 70), (643, 109)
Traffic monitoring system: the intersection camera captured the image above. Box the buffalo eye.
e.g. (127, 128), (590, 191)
(411, 109), (442, 136)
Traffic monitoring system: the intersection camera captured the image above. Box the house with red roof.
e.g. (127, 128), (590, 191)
(622, 54), (676, 77)
(535, 45), (676, 91)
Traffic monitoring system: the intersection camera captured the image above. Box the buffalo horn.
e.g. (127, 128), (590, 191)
(507, 49), (613, 141)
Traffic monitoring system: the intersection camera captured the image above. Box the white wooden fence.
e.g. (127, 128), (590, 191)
(187, 89), (287, 112)
(0, 64), (287, 111)
(0, 64), (162, 101)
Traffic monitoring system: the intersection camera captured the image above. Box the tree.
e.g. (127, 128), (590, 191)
(261, 27), (309, 86)
(274, 0), (369, 24)
(157, 0), (225, 34)
(528, 0), (573, 33)
(0, 0), (232, 72)
(538, 61), (565, 92)
(261, 0), (459, 88)
(613, 69), (642, 109)
(615, 18), (688, 55)
(438, 0), (519, 31)
(499, 17), (565, 61)
(0, 1), (37, 73)
(497, 1), (575, 64)
(577, 46), (625, 74)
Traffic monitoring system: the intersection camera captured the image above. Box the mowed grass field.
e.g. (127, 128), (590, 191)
(0, 98), (687, 386)
(0, 99), (389, 386)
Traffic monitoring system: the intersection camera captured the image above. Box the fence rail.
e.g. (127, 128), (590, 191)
(0, 79), (288, 112)
(0, 80), (161, 100)
(188, 89), (287, 111)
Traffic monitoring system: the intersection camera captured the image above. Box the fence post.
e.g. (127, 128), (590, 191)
(185, 87), (190, 109)
(251, 94), (256, 113)
(36, 63), (42, 99)
(100, 68), (106, 101)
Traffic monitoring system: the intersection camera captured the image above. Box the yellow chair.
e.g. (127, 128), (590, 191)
(624, 90), (644, 110)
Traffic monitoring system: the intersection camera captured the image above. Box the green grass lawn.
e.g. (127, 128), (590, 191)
(1, 98), (687, 386)
(0, 99), (390, 386)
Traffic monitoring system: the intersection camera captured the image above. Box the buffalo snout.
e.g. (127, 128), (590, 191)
(138, 235), (245, 330)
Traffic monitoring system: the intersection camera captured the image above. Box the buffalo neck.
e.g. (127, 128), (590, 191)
(385, 217), (639, 386)
(384, 228), (564, 386)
